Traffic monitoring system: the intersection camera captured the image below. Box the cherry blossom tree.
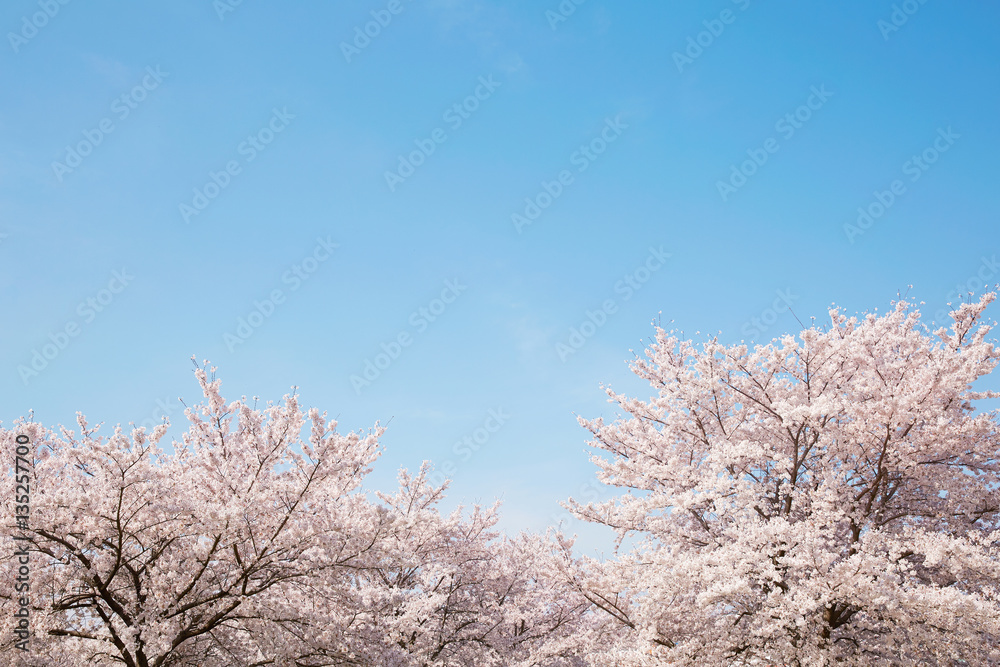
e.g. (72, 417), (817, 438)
(569, 294), (1000, 665)
(1, 364), (599, 666)
(343, 469), (603, 666)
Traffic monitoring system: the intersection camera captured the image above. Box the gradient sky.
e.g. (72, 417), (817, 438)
(3, 0), (999, 554)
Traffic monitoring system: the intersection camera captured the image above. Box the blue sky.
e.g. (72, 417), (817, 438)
(3, 0), (999, 553)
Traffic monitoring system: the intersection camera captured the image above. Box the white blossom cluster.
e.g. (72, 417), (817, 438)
(568, 293), (1000, 664)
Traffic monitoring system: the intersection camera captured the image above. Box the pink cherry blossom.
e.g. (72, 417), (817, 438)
(568, 294), (1000, 665)
(1, 363), (600, 665)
